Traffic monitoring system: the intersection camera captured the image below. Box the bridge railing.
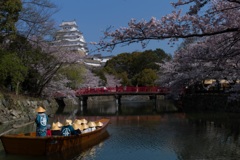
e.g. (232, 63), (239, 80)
(75, 86), (170, 96)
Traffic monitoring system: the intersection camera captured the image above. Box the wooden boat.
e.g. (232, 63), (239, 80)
(0, 118), (110, 156)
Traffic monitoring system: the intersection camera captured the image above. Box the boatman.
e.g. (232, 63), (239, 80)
(35, 106), (48, 136)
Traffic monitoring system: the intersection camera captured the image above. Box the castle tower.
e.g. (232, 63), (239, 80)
(54, 20), (88, 56)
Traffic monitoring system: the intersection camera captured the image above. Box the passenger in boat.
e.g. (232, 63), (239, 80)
(51, 124), (62, 136)
(61, 120), (76, 136)
(55, 121), (63, 128)
(81, 124), (90, 133)
(75, 129), (81, 135)
(47, 124), (52, 136)
(35, 106), (48, 136)
(88, 121), (96, 131)
(96, 121), (103, 129)
(72, 123), (82, 135)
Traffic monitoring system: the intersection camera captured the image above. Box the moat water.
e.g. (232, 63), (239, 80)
(1, 99), (240, 160)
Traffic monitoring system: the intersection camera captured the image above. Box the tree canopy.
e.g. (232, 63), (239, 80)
(0, 0), (22, 42)
(104, 49), (171, 86)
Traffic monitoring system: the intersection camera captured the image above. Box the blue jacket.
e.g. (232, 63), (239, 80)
(35, 113), (48, 136)
(61, 125), (76, 136)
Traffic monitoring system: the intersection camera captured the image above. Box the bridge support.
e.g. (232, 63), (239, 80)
(78, 96), (88, 114)
(150, 95), (157, 112)
(115, 95), (122, 115)
(115, 95), (122, 106)
(78, 96), (88, 106)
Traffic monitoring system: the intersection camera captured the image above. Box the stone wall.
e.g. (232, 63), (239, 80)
(0, 93), (58, 125)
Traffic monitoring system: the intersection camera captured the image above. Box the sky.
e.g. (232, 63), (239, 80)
(51, 0), (181, 56)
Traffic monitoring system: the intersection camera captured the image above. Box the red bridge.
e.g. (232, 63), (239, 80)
(75, 86), (170, 96)
(53, 86), (171, 112)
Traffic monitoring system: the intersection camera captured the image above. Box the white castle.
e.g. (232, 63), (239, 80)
(53, 20), (88, 56)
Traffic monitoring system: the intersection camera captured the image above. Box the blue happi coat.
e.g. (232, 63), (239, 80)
(35, 113), (48, 136)
(61, 125), (76, 136)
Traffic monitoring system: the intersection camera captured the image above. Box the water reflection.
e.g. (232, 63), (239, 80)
(55, 99), (178, 117)
(1, 100), (240, 160)
(184, 113), (240, 159)
(53, 113), (240, 160)
(47, 131), (110, 160)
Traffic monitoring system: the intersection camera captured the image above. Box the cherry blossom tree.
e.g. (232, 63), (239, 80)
(96, 0), (240, 51)
(17, 0), (57, 42)
(159, 33), (240, 91)
(95, 0), (240, 96)
(36, 45), (86, 97)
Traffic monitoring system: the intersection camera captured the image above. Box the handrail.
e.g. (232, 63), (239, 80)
(75, 86), (170, 96)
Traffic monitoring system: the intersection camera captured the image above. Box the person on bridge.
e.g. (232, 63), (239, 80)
(35, 106), (48, 136)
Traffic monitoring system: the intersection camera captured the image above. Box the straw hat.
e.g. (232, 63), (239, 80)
(80, 118), (88, 124)
(96, 121), (103, 127)
(79, 125), (84, 131)
(74, 119), (82, 124)
(55, 122), (63, 128)
(51, 124), (61, 130)
(88, 121), (96, 128)
(82, 124), (89, 130)
(36, 106), (46, 113)
(64, 119), (72, 126)
(72, 123), (80, 130)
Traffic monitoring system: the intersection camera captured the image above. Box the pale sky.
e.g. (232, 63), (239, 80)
(52, 0), (181, 56)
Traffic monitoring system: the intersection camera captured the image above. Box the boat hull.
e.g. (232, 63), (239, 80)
(0, 118), (110, 156)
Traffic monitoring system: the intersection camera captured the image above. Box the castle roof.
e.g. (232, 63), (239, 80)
(60, 21), (78, 27)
